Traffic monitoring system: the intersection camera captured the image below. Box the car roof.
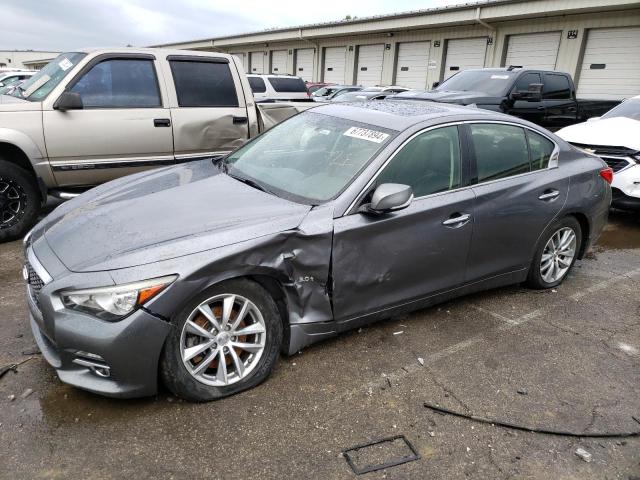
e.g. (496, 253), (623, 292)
(313, 99), (501, 131)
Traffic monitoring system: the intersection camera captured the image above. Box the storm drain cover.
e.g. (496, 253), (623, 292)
(342, 435), (420, 475)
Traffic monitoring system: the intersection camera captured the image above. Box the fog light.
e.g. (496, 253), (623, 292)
(72, 351), (111, 378)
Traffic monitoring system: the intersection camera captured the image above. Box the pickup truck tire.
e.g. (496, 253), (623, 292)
(0, 160), (41, 242)
(160, 279), (283, 402)
(526, 217), (582, 289)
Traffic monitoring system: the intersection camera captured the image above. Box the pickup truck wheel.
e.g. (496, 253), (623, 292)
(0, 160), (41, 243)
(160, 279), (283, 402)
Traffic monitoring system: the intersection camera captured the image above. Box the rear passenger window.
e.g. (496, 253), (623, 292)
(376, 126), (461, 197)
(268, 77), (307, 93)
(470, 124), (530, 182)
(543, 74), (571, 99)
(248, 77), (266, 93)
(527, 131), (555, 170)
(70, 58), (161, 108)
(169, 60), (239, 107)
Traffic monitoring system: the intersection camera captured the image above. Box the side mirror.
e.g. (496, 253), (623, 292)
(366, 183), (413, 213)
(0, 82), (4, 88)
(511, 83), (543, 102)
(431, 81), (440, 89)
(54, 91), (83, 111)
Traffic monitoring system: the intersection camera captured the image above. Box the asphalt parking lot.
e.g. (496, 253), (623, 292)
(1, 209), (639, 480)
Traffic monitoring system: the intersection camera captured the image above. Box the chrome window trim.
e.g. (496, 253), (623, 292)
(344, 119), (560, 215)
(27, 248), (52, 285)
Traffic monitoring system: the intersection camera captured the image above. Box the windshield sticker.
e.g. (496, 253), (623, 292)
(318, 129), (331, 135)
(59, 58), (73, 71)
(343, 127), (389, 143)
(490, 74), (510, 79)
(23, 74), (50, 97)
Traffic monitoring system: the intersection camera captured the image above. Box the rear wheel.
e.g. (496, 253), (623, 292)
(526, 217), (582, 289)
(160, 279), (283, 402)
(0, 160), (41, 243)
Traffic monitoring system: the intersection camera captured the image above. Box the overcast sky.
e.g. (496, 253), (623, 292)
(1, 0), (464, 51)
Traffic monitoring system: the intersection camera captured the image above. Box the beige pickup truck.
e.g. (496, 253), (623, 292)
(0, 48), (314, 241)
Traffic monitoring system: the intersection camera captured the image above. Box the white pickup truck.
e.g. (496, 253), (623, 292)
(0, 48), (315, 241)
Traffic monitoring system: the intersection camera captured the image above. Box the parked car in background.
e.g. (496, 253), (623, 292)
(24, 100), (611, 401)
(312, 85), (362, 102)
(330, 90), (400, 103)
(395, 68), (619, 131)
(360, 86), (410, 94)
(0, 48), (316, 242)
(306, 82), (333, 94)
(247, 74), (311, 102)
(557, 95), (640, 210)
(0, 70), (35, 88)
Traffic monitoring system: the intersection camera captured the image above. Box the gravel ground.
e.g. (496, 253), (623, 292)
(0, 209), (639, 479)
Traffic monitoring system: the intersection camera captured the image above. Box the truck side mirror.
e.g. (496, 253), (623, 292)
(54, 91), (83, 111)
(525, 83), (543, 102)
(431, 81), (440, 89)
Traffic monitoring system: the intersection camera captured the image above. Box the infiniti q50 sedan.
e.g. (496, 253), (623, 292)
(23, 101), (612, 402)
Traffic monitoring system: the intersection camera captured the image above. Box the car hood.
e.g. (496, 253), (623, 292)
(556, 117), (640, 151)
(397, 90), (498, 104)
(41, 161), (312, 272)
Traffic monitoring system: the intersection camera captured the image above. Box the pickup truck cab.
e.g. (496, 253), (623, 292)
(395, 67), (618, 131)
(0, 48), (312, 241)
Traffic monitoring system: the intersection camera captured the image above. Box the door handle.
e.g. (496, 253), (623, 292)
(538, 189), (560, 201)
(233, 116), (248, 124)
(537, 106), (545, 111)
(153, 118), (171, 127)
(567, 106), (577, 112)
(442, 213), (471, 227)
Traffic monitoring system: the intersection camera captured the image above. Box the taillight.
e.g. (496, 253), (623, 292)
(599, 167), (613, 184)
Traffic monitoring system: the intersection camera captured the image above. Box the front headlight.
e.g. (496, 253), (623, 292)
(60, 275), (177, 321)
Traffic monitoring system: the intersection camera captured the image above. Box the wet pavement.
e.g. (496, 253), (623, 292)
(1, 210), (639, 479)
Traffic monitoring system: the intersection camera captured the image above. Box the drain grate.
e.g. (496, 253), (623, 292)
(342, 435), (420, 475)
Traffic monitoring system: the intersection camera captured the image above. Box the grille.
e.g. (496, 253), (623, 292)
(601, 156), (633, 173)
(26, 261), (44, 301)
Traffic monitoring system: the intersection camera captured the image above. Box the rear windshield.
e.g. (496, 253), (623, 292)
(268, 77), (307, 93)
(248, 76), (266, 93)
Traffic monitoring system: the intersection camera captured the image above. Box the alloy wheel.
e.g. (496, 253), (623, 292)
(540, 227), (577, 283)
(180, 294), (267, 387)
(0, 178), (26, 228)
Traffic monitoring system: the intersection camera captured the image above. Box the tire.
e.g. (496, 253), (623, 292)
(0, 160), (41, 242)
(160, 279), (283, 402)
(526, 216), (582, 290)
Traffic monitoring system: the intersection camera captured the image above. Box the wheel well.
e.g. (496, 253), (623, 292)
(564, 212), (590, 259)
(248, 275), (290, 353)
(0, 142), (36, 177)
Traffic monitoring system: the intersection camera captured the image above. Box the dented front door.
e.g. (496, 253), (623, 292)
(162, 55), (250, 161)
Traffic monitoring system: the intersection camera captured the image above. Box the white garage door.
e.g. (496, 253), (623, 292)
(271, 50), (288, 74)
(250, 51), (266, 74)
(356, 44), (385, 87)
(577, 27), (640, 100)
(395, 42), (430, 89)
(296, 48), (314, 81)
(505, 32), (561, 70)
(230, 52), (248, 73)
(443, 37), (487, 80)
(324, 47), (347, 84)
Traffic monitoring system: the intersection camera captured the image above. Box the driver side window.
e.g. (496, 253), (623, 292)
(376, 126), (461, 198)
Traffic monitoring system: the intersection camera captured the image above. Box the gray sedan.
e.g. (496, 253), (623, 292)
(24, 101), (612, 401)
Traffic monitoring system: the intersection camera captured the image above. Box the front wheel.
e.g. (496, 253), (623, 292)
(526, 217), (582, 289)
(0, 160), (41, 242)
(160, 279), (283, 402)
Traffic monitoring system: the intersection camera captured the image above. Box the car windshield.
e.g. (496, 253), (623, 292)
(332, 92), (369, 102)
(601, 99), (640, 121)
(8, 52), (86, 102)
(226, 111), (396, 204)
(435, 70), (517, 95)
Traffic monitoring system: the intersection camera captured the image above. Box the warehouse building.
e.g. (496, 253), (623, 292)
(0, 50), (59, 70)
(156, 0), (640, 101)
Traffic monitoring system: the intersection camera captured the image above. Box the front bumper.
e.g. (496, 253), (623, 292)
(25, 245), (172, 399)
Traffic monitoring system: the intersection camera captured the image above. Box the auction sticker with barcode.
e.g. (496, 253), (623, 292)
(343, 127), (389, 143)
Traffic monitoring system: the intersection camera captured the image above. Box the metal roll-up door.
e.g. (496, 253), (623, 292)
(250, 51), (266, 74)
(356, 44), (384, 87)
(505, 32), (561, 70)
(395, 41), (430, 89)
(271, 50), (287, 74)
(577, 27), (640, 100)
(443, 37), (487, 80)
(295, 48), (314, 81)
(324, 47), (347, 84)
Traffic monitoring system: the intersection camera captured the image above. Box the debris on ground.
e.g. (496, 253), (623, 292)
(575, 447), (592, 462)
(7, 394), (15, 401)
(20, 388), (34, 399)
(393, 331), (404, 335)
(0, 357), (39, 381)
(417, 357), (424, 366)
(21, 347), (40, 356)
(517, 388), (528, 395)
(428, 431), (435, 437)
